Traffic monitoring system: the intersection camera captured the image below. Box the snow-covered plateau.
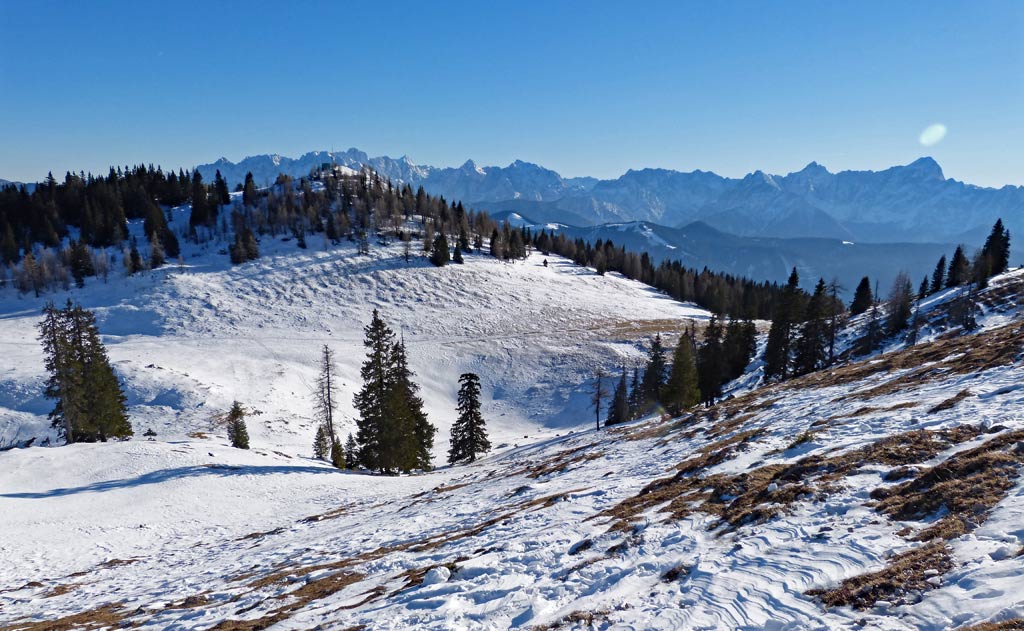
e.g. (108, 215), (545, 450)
(2, 231), (1024, 631)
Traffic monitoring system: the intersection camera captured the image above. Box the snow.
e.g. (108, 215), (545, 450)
(1, 228), (1023, 629)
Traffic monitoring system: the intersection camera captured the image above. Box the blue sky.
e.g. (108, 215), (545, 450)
(1, 1), (1021, 186)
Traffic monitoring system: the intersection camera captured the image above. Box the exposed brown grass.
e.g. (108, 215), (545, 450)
(530, 609), (611, 631)
(807, 542), (952, 609)
(871, 429), (1024, 540)
(928, 389), (974, 414)
(954, 621), (1024, 631)
(0, 604), (126, 631)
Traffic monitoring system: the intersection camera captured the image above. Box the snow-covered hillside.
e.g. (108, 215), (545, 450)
(2, 269), (1024, 630)
(0, 228), (709, 459)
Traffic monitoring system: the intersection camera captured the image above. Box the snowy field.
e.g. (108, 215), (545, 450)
(2, 234), (1024, 630)
(0, 227), (709, 457)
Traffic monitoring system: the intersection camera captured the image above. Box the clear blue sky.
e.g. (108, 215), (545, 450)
(2, 1), (1021, 186)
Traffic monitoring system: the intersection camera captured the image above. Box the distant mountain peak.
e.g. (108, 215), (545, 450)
(905, 156), (944, 180)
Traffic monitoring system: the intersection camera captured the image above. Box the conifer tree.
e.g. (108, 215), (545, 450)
(242, 172), (257, 208)
(764, 268), (803, 381)
(331, 437), (345, 469)
(388, 338), (435, 472)
(313, 345), (339, 456)
(697, 318), (725, 405)
(663, 334), (700, 415)
(722, 317), (757, 382)
(448, 372), (490, 464)
(639, 334), (668, 414)
(38, 301), (131, 443)
(226, 401), (249, 449)
(980, 218), (1010, 277)
(855, 300), (884, 356)
(354, 311), (392, 472)
(850, 276), (873, 316)
(313, 424), (330, 460)
(946, 246), (970, 287)
(930, 255), (946, 294)
(214, 169), (231, 206)
(344, 432), (357, 469)
(452, 244), (464, 264)
(149, 231), (165, 268)
(430, 233), (450, 266)
(918, 276), (930, 300)
(606, 367), (631, 426)
(793, 278), (829, 376)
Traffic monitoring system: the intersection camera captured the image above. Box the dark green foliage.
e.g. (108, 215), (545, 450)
(448, 372), (490, 464)
(850, 276), (873, 315)
(930, 256), (946, 294)
(430, 233), (450, 266)
(313, 424), (330, 460)
(855, 302), (884, 356)
(330, 437), (345, 469)
(764, 268), (804, 381)
(639, 334), (668, 414)
(344, 433), (358, 469)
(242, 172), (257, 208)
(452, 244), (464, 263)
(697, 318), (725, 405)
(226, 401), (249, 449)
(66, 240), (95, 287)
(946, 246), (970, 288)
(149, 232), (165, 268)
(38, 301), (131, 444)
(980, 218), (1011, 278)
(918, 276), (930, 300)
(626, 367), (642, 420)
(663, 335), (700, 415)
(793, 278), (829, 376)
(214, 169), (231, 206)
(127, 238), (143, 275)
(354, 310), (436, 474)
(230, 228), (259, 264)
(606, 368), (631, 426)
(722, 318), (757, 382)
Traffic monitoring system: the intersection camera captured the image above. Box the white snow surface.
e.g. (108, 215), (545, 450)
(2, 239), (1024, 630)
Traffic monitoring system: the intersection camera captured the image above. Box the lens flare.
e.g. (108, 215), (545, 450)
(919, 123), (947, 147)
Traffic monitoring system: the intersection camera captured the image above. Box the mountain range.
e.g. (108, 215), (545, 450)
(197, 150), (1024, 246)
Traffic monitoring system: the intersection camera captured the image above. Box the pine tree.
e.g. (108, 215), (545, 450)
(226, 401), (249, 449)
(638, 334), (668, 414)
(930, 255), (946, 294)
(663, 335), (700, 415)
(764, 268), (803, 380)
(606, 367), (631, 426)
(946, 246), (971, 287)
(312, 424), (330, 460)
(850, 276), (873, 316)
(448, 372), (490, 464)
(793, 278), (829, 376)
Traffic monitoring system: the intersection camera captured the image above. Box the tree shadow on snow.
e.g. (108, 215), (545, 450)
(1, 463), (339, 499)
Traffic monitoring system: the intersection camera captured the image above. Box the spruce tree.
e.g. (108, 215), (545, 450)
(226, 401), (250, 449)
(344, 432), (358, 469)
(663, 334), (700, 415)
(606, 367), (631, 426)
(638, 334), (668, 414)
(793, 278), (829, 376)
(448, 372), (490, 464)
(38, 301), (131, 443)
(930, 255), (946, 294)
(980, 218), (1011, 277)
(313, 424), (330, 460)
(946, 246), (970, 287)
(626, 366), (642, 420)
(331, 437), (345, 469)
(388, 338), (435, 472)
(722, 317), (757, 382)
(430, 233), (450, 267)
(697, 318), (725, 405)
(850, 276), (873, 316)
(764, 268), (802, 381)
(353, 310), (393, 472)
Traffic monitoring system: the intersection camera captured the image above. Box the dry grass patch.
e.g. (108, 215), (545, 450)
(807, 542), (952, 609)
(870, 429), (1024, 540)
(928, 389), (973, 414)
(955, 621), (1024, 631)
(530, 609), (611, 631)
(0, 604), (126, 631)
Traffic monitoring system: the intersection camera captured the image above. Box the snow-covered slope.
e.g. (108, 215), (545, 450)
(0, 227), (709, 458)
(2, 270), (1023, 630)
